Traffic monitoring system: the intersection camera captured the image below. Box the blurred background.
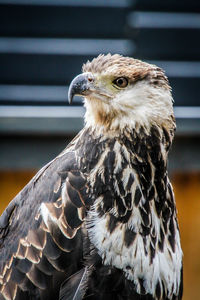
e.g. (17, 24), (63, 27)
(0, 0), (200, 299)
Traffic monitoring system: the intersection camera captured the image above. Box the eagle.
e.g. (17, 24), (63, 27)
(0, 54), (183, 300)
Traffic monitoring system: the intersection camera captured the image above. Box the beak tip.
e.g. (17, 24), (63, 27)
(68, 85), (74, 105)
(68, 72), (93, 105)
(68, 94), (72, 105)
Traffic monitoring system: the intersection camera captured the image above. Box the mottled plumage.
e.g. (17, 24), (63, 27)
(0, 54), (183, 300)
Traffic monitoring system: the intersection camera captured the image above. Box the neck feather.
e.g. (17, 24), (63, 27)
(81, 123), (182, 299)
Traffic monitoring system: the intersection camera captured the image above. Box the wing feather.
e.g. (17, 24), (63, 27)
(0, 132), (91, 299)
(59, 267), (89, 300)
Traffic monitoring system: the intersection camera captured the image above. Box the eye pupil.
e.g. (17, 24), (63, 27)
(113, 77), (128, 88)
(118, 79), (123, 85)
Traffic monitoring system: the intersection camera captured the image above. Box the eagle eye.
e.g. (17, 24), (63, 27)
(113, 77), (128, 88)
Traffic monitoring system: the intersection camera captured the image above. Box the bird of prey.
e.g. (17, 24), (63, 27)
(0, 54), (183, 300)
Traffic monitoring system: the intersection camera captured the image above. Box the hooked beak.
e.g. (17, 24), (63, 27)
(68, 72), (94, 104)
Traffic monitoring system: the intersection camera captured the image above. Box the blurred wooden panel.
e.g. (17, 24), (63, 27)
(0, 170), (199, 300)
(0, 170), (36, 213)
(173, 172), (200, 300)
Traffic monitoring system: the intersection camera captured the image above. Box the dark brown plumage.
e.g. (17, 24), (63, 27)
(0, 54), (183, 300)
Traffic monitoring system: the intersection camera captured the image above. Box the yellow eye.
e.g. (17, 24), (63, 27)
(113, 77), (128, 88)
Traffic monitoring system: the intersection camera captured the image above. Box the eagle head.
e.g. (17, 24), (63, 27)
(68, 54), (174, 132)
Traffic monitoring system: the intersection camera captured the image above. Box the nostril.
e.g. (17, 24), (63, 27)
(88, 77), (93, 82)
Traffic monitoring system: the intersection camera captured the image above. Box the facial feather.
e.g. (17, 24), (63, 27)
(82, 54), (174, 133)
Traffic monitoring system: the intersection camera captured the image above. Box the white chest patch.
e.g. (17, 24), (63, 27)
(87, 203), (182, 299)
